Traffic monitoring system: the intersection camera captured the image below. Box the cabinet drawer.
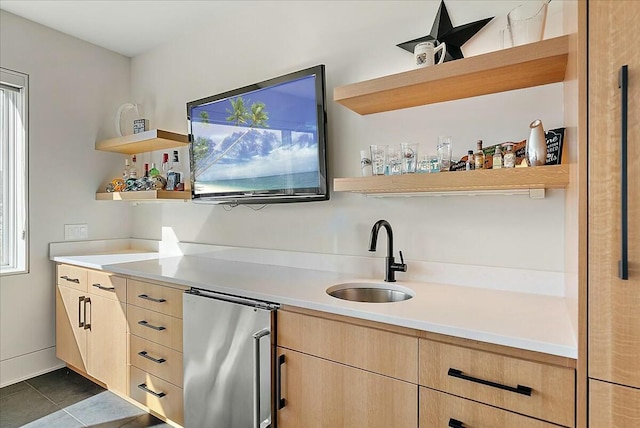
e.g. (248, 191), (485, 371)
(420, 387), (561, 428)
(127, 279), (183, 318)
(57, 264), (88, 292)
(278, 310), (418, 382)
(88, 270), (126, 302)
(128, 305), (183, 351)
(130, 334), (183, 387)
(129, 366), (183, 426)
(420, 339), (575, 427)
(589, 379), (640, 427)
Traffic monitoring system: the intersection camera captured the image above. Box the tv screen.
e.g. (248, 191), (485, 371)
(187, 65), (329, 204)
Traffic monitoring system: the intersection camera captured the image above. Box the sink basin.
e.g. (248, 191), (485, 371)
(326, 282), (414, 303)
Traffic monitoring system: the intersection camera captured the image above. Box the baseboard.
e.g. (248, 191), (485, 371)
(0, 346), (64, 388)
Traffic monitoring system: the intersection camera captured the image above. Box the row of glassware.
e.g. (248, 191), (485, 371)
(362, 137), (452, 176)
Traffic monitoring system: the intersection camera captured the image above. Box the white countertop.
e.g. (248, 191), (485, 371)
(52, 252), (577, 359)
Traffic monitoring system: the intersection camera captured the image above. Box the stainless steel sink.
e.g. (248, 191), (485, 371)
(326, 282), (414, 303)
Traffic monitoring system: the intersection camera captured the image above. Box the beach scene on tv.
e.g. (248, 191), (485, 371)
(191, 75), (321, 195)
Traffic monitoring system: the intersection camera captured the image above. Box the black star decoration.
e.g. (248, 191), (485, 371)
(397, 0), (494, 62)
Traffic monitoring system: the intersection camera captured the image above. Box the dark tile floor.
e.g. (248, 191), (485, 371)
(0, 368), (170, 428)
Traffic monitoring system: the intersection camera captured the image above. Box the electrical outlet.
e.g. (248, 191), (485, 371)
(64, 224), (89, 240)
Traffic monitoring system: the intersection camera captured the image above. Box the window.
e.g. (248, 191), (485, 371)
(1, 68), (28, 275)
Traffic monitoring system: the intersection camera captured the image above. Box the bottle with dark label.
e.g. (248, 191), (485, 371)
(465, 150), (475, 171)
(167, 150), (184, 191)
(474, 140), (485, 170)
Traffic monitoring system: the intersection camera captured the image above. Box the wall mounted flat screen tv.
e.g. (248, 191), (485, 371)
(187, 65), (328, 205)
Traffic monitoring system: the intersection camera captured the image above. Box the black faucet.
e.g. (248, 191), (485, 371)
(368, 219), (407, 282)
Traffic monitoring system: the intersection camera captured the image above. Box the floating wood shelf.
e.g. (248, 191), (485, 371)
(95, 129), (189, 155)
(334, 35), (570, 115)
(96, 190), (190, 201)
(333, 164), (569, 195)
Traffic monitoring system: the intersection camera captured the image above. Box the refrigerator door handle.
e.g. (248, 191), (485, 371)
(252, 327), (271, 428)
(618, 65), (629, 280)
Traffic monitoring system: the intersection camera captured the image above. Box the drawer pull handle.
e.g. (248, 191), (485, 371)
(277, 354), (286, 409)
(447, 368), (532, 396)
(448, 419), (465, 428)
(60, 275), (80, 284)
(138, 320), (166, 331)
(618, 65), (629, 280)
(137, 383), (166, 398)
(138, 351), (166, 364)
(138, 294), (167, 303)
(92, 283), (115, 291)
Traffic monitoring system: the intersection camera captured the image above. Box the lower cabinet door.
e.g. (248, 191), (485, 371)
(55, 285), (87, 372)
(420, 387), (561, 428)
(589, 379), (640, 427)
(130, 366), (184, 426)
(86, 293), (127, 395)
(276, 348), (417, 428)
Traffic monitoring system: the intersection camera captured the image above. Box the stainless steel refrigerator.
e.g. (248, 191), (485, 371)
(183, 288), (278, 428)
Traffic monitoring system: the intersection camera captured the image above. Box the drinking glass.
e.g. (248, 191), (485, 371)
(436, 136), (452, 172)
(400, 142), (418, 173)
(428, 155), (440, 173)
(386, 145), (402, 175)
(370, 145), (387, 176)
(507, 1), (548, 46)
(416, 155), (430, 173)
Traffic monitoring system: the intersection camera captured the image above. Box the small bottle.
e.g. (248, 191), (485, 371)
(474, 140), (485, 170)
(129, 155), (138, 178)
(493, 145), (503, 169)
(503, 143), (516, 168)
(143, 163), (149, 178)
(169, 150), (184, 191)
(161, 153), (169, 177)
(465, 150), (475, 171)
(122, 159), (131, 180)
(149, 162), (160, 177)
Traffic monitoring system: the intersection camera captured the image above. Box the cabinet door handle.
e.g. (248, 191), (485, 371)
(447, 368), (532, 396)
(618, 65), (629, 280)
(277, 354), (286, 409)
(138, 320), (166, 331)
(78, 296), (85, 328)
(92, 283), (115, 291)
(448, 419), (465, 428)
(83, 297), (91, 330)
(138, 294), (166, 303)
(137, 383), (166, 398)
(252, 328), (270, 428)
(60, 275), (80, 284)
(138, 351), (166, 364)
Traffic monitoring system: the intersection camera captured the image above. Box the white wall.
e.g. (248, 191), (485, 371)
(130, 1), (569, 271)
(0, 11), (132, 387)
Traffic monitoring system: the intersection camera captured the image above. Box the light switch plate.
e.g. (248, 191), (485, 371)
(64, 224), (89, 240)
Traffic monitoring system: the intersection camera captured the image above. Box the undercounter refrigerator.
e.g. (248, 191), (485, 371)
(183, 288), (279, 428)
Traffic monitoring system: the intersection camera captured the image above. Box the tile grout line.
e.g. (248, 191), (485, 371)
(61, 408), (89, 427)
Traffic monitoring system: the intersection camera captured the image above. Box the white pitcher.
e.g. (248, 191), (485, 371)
(414, 41), (446, 68)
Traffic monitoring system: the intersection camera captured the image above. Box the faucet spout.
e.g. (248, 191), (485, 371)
(368, 219), (407, 282)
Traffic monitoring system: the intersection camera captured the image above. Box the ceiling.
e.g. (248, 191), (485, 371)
(0, 0), (258, 57)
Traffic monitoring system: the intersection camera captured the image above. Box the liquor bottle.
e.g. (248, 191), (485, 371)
(161, 153), (169, 177)
(503, 143), (516, 168)
(143, 163), (149, 178)
(149, 162), (160, 177)
(474, 140), (485, 170)
(130, 155), (138, 178)
(465, 150), (475, 171)
(168, 150), (184, 191)
(493, 144), (503, 169)
(122, 159), (131, 180)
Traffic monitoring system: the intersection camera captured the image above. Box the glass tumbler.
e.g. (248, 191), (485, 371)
(386, 145), (402, 175)
(437, 136), (452, 172)
(400, 142), (418, 173)
(370, 145), (387, 176)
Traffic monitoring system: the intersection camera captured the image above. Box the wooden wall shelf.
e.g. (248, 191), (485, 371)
(334, 35), (570, 115)
(95, 129), (189, 155)
(96, 190), (190, 201)
(333, 164), (569, 195)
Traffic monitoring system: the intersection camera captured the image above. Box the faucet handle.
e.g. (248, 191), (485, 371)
(399, 251), (404, 265)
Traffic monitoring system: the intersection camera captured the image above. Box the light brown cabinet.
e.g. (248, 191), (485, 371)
(55, 265), (127, 394)
(276, 308), (418, 428)
(126, 278), (186, 426)
(587, 0), (640, 425)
